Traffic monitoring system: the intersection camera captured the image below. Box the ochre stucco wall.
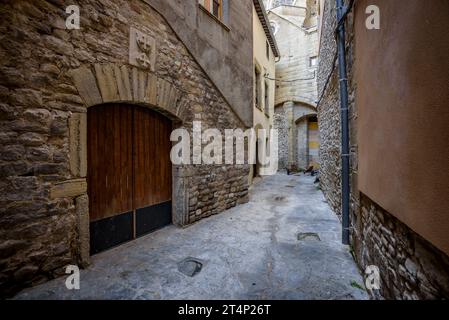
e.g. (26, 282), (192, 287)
(253, 4), (276, 133)
(251, 4), (277, 180)
(355, 0), (449, 255)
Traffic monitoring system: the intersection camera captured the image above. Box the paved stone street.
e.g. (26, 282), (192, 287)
(15, 174), (368, 300)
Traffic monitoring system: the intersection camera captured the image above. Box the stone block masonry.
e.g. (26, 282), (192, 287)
(268, 3), (319, 108)
(274, 103), (290, 170)
(0, 0), (249, 297)
(274, 101), (317, 172)
(355, 195), (449, 299)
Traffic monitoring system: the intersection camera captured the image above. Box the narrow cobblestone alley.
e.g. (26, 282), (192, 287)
(15, 174), (368, 300)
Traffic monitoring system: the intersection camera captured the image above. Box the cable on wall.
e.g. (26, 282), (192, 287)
(264, 71), (316, 83)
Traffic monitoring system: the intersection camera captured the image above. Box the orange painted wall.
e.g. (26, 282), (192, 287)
(355, 0), (449, 255)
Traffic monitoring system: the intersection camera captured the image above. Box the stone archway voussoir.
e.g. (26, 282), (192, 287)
(70, 64), (183, 121)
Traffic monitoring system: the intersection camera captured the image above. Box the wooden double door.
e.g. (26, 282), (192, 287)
(87, 104), (172, 254)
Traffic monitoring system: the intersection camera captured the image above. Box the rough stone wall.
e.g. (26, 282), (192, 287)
(317, 0), (357, 218)
(356, 195), (449, 299)
(274, 105), (289, 170)
(317, 76), (341, 214)
(187, 164), (249, 224)
(317, 0), (449, 299)
(274, 102), (315, 171)
(317, 0), (344, 216)
(295, 119), (308, 169)
(0, 0), (249, 297)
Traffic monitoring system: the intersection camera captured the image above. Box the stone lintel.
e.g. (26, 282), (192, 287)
(50, 179), (87, 199)
(69, 66), (102, 107)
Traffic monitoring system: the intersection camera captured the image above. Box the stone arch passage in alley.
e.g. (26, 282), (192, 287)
(87, 104), (173, 254)
(295, 114), (319, 170)
(274, 101), (319, 171)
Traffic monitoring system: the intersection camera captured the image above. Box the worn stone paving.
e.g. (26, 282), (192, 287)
(15, 174), (369, 300)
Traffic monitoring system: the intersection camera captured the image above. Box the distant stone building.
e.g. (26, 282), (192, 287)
(318, 0), (449, 299)
(265, 0), (320, 171)
(0, 0), (254, 297)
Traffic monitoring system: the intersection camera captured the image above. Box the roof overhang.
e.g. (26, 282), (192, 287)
(253, 0), (280, 58)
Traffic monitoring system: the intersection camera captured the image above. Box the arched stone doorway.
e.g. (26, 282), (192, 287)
(68, 63), (192, 260)
(295, 114), (319, 170)
(274, 101), (318, 171)
(87, 104), (173, 254)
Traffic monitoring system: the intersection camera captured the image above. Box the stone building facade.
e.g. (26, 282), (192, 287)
(317, 0), (449, 299)
(0, 0), (253, 297)
(266, 0), (320, 171)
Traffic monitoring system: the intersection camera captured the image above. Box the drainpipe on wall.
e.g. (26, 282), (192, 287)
(335, 0), (352, 245)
